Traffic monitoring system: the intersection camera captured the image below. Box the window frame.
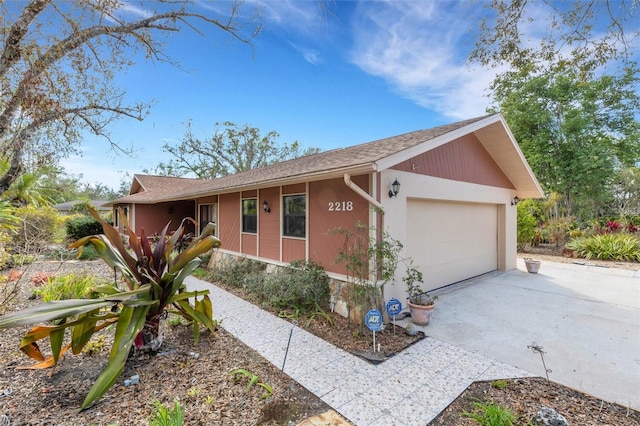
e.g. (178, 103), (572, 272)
(114, 206), (129, 228)
(241, 198), (258, 234)
(199, 203), (216, 236)
(282, 194), (306, 238)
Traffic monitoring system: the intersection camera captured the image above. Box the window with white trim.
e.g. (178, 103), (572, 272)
(283, 194), (306, 237)
(242, 199), (257, 233)
(199, 204), (216, 235)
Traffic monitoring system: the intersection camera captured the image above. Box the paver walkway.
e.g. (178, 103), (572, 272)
(186, 276), (534, 425)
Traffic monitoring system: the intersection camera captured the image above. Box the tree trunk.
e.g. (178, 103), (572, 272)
(134, 316), (163, 352)
(0, 143), (24, 194)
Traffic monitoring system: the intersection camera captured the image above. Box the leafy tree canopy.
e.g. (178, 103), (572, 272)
(147, 121), (321, 179)
(1, 161), (127, 206)
(475, 1), (640, 220)
(471, 0), (639, 73)
(491, 61), (639, 219)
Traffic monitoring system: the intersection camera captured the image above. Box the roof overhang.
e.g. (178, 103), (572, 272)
(153, 163), (376, 203)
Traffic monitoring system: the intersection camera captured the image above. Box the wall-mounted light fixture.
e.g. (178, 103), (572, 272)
(262, 200), (271, 213)
(511, 196), (520, 206)
(388, 178), (401, 198)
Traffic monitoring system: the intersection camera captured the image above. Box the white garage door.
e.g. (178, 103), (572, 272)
(406, 199), (497, 291)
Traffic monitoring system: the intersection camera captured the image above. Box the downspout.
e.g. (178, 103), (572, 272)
(342, 173), (385, 313)
(343, 173), (383, 212)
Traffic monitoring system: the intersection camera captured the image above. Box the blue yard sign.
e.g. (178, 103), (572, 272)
(386, 298), (402, 317)
(365, 309), (383, 332)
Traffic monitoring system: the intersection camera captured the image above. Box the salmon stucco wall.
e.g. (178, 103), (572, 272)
(258, 187), (280, 260)
(392, 133), (515, 189)
(309, 175), (370, 276)
(242, 233), (257, 256)
(282, 238), (305, 263)
(218, 193), (240, 253)
(134, 201), (194, 235)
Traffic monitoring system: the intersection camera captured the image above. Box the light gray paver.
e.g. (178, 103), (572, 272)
(185, 276), (533, 425)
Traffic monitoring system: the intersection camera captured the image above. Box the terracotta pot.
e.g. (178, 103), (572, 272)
(525, 259), (541, 273)
(408, 301), (435, 326)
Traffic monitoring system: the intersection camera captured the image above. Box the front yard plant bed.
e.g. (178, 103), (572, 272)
(2, 258), (639, 424)
(206, 274), (426, 359)
(0, 260), (333, 425)
(430, 378), (640, 426)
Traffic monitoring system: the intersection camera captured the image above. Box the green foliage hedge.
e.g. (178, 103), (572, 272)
(65, 215), (105, 242)
(263, 260), (329, 311)
(566, 233), (640, 262)
(516, 200), (539, 249)
(208, 257), (266, 289)
(208, 258), (330, 313)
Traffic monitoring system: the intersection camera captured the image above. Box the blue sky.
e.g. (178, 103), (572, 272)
(55, 0), (635, 190)
(58, 0), (502, 190)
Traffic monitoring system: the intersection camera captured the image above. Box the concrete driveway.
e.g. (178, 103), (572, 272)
(413, 258), (640, 410)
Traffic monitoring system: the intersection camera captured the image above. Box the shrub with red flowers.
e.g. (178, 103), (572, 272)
(606, 221), (621, 233)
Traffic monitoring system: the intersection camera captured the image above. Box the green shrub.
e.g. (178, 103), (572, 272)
(208, 257), (266, 289)
(148, 399), (184, 426)
(461, 400), (515, 425)
(0, 233), (11, 270)
(566, 233), (640, 262)
(208, 257), (330, 314)
(538, 217), (575, 248)
(69, 200), (95, 215)
(76, 244), (99, 260)
(65, 216), (104, 242)
(516, 201), (538, 249)
(191, 267), (209, 279)
(34, 271), (111, 302)
(263, 260), (329, 312)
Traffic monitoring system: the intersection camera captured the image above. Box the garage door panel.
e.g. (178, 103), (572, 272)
(406, 200), (497, 291)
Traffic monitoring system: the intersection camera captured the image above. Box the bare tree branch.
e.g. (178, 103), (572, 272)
(0, 0), (261, 193)
(0, 0), (50, 77)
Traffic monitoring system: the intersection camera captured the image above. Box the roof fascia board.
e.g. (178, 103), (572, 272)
(374, 115), (502, 171)
(129, 177), (140, 195)
(494, 115), (545, 197)
(156, 164), (376, 203)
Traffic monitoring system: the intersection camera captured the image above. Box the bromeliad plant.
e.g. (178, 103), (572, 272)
(0, 207), (221, 410)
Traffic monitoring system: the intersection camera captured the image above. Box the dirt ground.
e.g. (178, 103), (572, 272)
(1, 253), (639, 425)
(0, 260), (334, 426)
(518, 243), (640, 272)
(430, 378), (640, 425)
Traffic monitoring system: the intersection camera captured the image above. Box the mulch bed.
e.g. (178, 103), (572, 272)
(1, 255), (639, 425)
(430, 377), (640, 425)
(0, 260), (333, 425)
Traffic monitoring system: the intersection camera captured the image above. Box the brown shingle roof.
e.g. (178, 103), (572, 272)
(111, 114), (504, 204)
(159, 115), (492, 201)
(108, 175), (206, 205)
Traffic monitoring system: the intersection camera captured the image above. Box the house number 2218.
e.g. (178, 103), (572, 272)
(328, 201), (354, 211)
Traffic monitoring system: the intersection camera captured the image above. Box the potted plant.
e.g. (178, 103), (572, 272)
(403, 264), (436, 326)
(524, 258), (542, 273)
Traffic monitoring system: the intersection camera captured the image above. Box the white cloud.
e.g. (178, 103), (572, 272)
(255, 0), (325, 35)
(255, 0), (332, 64)
(116, 2), (153, 19)
(348, 1), (497, 119)
(288, 41), (321, 64)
